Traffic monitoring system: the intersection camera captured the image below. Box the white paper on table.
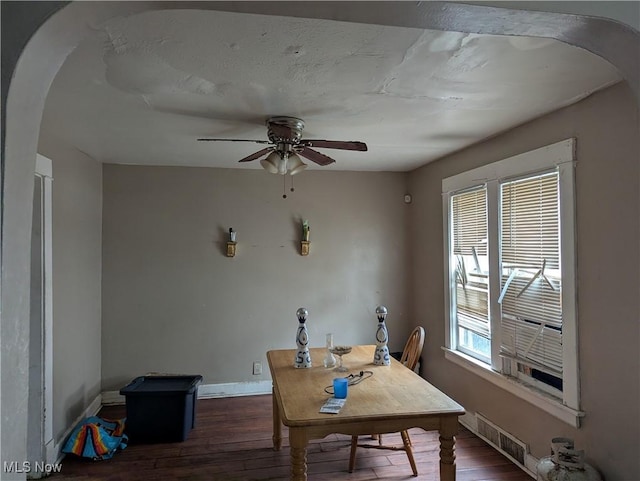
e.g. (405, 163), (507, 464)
(319, 397), (346, 414)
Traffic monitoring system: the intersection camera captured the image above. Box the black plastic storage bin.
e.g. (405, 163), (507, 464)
(119, 375), (203, 443)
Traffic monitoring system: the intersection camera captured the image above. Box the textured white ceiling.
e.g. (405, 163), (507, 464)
(41, 8), (621, 172)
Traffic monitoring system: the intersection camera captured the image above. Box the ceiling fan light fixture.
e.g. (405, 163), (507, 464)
(260, 151), (280, 174)
(287, 153), (307, 176)
(277, 154), (288, 175)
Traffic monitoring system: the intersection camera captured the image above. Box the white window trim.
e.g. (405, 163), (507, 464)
(442, 347), (584, 428)
(442, 139), (581, 426)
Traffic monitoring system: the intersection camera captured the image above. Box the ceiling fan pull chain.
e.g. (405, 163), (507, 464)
(290, 175), (295, 193)
(282, 174), (287, 199)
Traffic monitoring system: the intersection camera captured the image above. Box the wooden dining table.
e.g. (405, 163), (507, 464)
(266, 345), (465, 481)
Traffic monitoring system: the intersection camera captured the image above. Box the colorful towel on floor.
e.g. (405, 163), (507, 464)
(62, 416), (128, 460)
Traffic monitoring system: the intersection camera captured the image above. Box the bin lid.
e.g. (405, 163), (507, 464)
(120, 375), (203, 395)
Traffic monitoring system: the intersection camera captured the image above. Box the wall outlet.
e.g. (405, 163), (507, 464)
(252, 361), (262, 375)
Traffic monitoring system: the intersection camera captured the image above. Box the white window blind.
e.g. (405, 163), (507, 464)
(499, 171), (562, 376)
(451, 187), (489, 340)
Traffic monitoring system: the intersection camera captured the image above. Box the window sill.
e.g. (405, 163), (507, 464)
(442, 347), (584, 428)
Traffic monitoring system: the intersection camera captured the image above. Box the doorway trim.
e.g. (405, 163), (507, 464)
(33, 154), (54, 466)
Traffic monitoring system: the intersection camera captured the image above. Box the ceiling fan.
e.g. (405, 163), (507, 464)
(197, 116), (368, 175)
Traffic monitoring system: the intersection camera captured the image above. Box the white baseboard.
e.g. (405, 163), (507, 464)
(198, 381), (272, 399)
(524, 453), (540, 477)
(102, 381), (273, 406)
(458, 411), (478, 432)
(53, 393), (102, 464)
(101, 390), (125, 406)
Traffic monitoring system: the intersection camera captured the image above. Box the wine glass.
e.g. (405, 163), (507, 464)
(329, 345), (352, 372)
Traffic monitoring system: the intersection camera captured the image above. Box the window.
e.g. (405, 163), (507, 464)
(451, 187), (489, 362)
(500, 172), (563, 395)
(442, 139), (580, 426)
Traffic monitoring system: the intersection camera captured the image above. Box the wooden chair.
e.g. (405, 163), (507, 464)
(348, 326), (426, 476)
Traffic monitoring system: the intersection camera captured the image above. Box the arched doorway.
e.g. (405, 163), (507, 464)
(2, 0), (638, 469)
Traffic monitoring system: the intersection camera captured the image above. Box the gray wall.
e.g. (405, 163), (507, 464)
(39, 137), (103, 443)
(101, 166), (411, 390)
(408, 81), (640, 480)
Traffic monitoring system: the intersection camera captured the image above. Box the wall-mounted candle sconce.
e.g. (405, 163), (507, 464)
(300, 220), (310, 256)
(227, 228), (237, 257)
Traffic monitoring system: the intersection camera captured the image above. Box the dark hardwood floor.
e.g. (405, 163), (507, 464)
(52, 395), (532, 481)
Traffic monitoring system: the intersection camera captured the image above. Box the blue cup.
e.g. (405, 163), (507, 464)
(333, 378), (348, 399)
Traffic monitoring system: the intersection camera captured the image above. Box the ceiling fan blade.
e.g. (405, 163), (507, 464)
(298, 147), (336, 166)
(197, 138), (271, 144)
(238, 147), (273, 163)
(300, 140), (368, 151)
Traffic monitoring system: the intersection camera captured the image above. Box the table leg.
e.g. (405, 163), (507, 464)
(272, 387), (282, 451)
(289, 427), (308, 481)
(439, 416), (459, 481)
